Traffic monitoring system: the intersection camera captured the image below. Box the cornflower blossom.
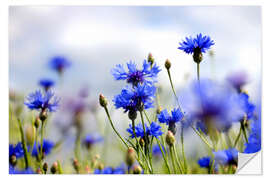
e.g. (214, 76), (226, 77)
(24, 90), (60, 113)
(244, 106), (261, 153)
(94, 164), (126, 174)
(9, 143), (24, 166)
(238, 92), (255, 120)
(30, 139), (55, 157)
(152, 144), (165, 157)
(111, 60), (161, 86)
(158, 108), (184, 134)
(178, 33), (214, 63)
(49, 56), (71, 74)
(178, 79), (245, 134)
(213, 148), (238, 166)
(83, 134), (103, 149)
(113, 82), (156, 114)
(9, 166), (35, 174)
(126, 122), (163, 139)
(39, 78), (55, 91)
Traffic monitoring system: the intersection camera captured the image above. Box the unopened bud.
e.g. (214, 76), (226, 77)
(39, 110), (47, 122)
(125, 147), (136, 167)
(128, 110), (137, 121)
(165, 59), (171, 70)
(133, 165), (142, 174)
(10, 155), (16, 166)
(43, 162), (48, 173)
(36, 168), (42, 174)
(99, 94), (107, 107)
(25, 125), (36, 145)
(156, 106), (162, 114)
(73, 158), (80, 173)
(97, 162), (104, 170)
(50, 162), (58, 174)
(34, 117), (40, 129)
(147, 53), (154, 66)
(166, 131), (175, 146)
(139, 138), (145, 147)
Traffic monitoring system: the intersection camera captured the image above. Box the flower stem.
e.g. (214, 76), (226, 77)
(172, 144), (184, 174)
(39, 120), (46, 162)
(233, 126), (242, 148)
(169, 146), (177, 174)
(197, 63), (200, 82)
(180, 128), (188, 173)
(191, 126), (213, 150)
(241, 121), (249, 144)
(17, 118), (29, 169)
(103, 106), (129, 148)
(156, 138), (171, 174)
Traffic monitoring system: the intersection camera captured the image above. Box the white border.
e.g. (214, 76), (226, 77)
(1, 0), (270, 180)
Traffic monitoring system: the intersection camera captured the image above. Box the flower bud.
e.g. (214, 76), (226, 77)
(10, 155), (16, 166)
(139, 138), (145, 147)
(25, 125), (36, 145)
(147, 53), (154, 66)
(166, 131), (175, 147)
(97, 162), (104, 170)
(125, 147), (136, 167)
(133, 165), (142, 174)
(99, 94), (107, 107)
(39, 110), (47, 122)
(43, 162), (48, 173)
(50, 162), (58, 174)
(34, 117), (40, 129)
(36, 168), (42, 174)
(128, 110), (137, 121)
(165, 59), (171, 70)
(156, 106), (162, 114)
(72, 158), (80, 173)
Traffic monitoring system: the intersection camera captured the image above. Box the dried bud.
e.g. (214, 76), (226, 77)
(50, 162), (58, 174)
(73, 158), (80, 173)
(99, 94), (107, 107)
(165, 59), (171, 70)
(139, 138), (145, 147)
(133, 165), (142, 174)
(125, 147), (136, 167)
(147, 53), (154, 65)
(43, 162), (48, 173)
(166, 131), (175, 146)
(128, 110), (137, 121)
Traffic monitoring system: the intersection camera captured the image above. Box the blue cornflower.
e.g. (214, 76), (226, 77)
(111, 60), (161, 86)
(9, 142), (24, 160)
(158, 108), (184, 125)
(126, 122), (163, 139)
(197, 157), (211, 168)
(178, 33), (214, 54)
(9, 166), (35, 174)
(244, 115), (261, 153)
(83, 134), (103, 149)
(49, 56), (71, 74)
(24, 90), (60, 112)
(39, 78), (55, 91)
(113, 83), (156, 113)
(178, 79), (245, 133)
(214, 148), (238, 166)
(238, 92), (255, 120)
(94, 164), (126, 174)
(30, 139), (55, 157)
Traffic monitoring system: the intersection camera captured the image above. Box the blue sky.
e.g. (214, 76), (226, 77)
(9, 6), (261, 99)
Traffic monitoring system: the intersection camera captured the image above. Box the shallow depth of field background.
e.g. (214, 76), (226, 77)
(9, 6), (261, 172)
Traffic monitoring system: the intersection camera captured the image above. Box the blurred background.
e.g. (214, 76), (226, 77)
(9, 6), (262, 172)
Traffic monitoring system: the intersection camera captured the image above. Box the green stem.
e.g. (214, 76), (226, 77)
(197, 63), (200, 82)
(180, 128), (187, 173)
(39, 120), (46, 162)
(241, 121), (249, 144)
(233, 126), (242, 148)
(191, 126), (213, 150)
(172, 144), (184, 174)
(156, 138), (171, 174)
(169, 146), (177, 174)
(74, 129), (81, 161)
(104, 106), (129, 148)
(17, 118), (29, 169)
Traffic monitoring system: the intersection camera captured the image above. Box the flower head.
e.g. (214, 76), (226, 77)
(111, 60), (161, 86)
(9, 166), (35, 174)
(39, 78), (55, 91)
(126, 122), (163, 139)
(238, 92), (255, 120)
(30, 139), (55, 157)
(9, 143), (24, 160)
(214, 148), (238, 166)
(49, 56), (71, 74)
(178, 33), (214, 54)
(24, 90), (60, 112)
(113, 83), (156, 113)
(227, 71), (248, 92)
(158, 108), (184, 125)
(197, 157), (211, 168)
(152, 144), (165, 157)
(94, 164), (126, 174)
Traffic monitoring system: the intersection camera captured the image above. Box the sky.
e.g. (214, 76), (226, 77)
(9, 6), (262, 99)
